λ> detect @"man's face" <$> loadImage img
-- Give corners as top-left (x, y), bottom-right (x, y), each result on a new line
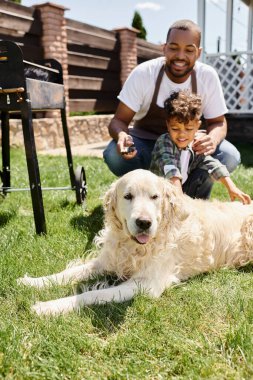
top-left (163, 29), bottom-right (202, 83)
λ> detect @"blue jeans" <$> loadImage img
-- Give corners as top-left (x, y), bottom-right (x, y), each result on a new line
top-left (103, 136), bottom-right (241, 199)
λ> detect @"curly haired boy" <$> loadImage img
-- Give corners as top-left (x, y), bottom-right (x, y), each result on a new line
top-left (150, 91), bottom-right (251, 204)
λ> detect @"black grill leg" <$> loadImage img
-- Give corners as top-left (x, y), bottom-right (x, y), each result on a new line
top-left (20, 96), bottom-right (47, 235)
top-left (1, 111), bottom-right (10, 193)
top-left (61, 103), bottom-right (75, 188)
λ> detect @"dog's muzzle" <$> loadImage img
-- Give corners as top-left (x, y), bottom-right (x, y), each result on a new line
top-left (136, 217), bottom-right (152, 231)
top-left (134, 217), bottom-right (152, 244)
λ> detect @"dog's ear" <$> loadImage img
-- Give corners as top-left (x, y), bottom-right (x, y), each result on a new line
top-left (103, 181), bottom-right (117, 211)
top-left (163, 179), bottom-right (178, 206)
top-left (162, 178), bottom-right (180, 207)
top-left (162, 179), bottom-right (190, 221)
top-left (103, 180), bottom-right (122, 229)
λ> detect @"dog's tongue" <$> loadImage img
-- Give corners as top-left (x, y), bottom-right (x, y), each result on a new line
top-left (135, 234), bottom-right (150, 244)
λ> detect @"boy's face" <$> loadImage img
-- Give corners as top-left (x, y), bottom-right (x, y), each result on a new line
top-left (167, 117), bottom-right (201, 149)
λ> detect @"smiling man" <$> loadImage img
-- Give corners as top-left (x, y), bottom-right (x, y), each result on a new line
top-left (103, 19), bottom-right (241, 199)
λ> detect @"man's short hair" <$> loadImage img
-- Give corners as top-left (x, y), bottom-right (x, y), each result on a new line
top-left (166, 19), bottom-right (201, 47)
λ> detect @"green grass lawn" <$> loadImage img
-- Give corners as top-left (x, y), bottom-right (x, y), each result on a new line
top-left (0, 143), bottom-right (253, 380)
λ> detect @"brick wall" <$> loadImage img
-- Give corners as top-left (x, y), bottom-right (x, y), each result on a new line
top-left (35, 3), bottom-right (69, 115)
top-left (115, 27), bottom-right (139, 85)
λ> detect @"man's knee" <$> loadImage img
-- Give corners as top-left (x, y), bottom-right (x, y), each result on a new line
top-left (213, 140), bottom-right (241, 173)
top-left (222, 148), bottom-right (241, 173)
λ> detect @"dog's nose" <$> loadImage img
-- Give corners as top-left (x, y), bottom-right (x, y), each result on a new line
top-left (136, 218), bottom-right (152, 230)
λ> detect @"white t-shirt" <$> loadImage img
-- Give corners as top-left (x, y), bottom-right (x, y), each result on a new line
top-left (118, 57), bottom-right (228, 121)
top-left (164, 150), bottom-right (191, 184)
top-left (180, 149), bottom-right (191, 184)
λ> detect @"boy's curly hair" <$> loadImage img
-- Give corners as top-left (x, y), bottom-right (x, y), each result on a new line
top-left (164, 91), bottom-right (202, 124)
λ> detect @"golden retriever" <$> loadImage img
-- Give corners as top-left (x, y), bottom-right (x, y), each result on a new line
top-left (18, 169), bottom-right (253, 316)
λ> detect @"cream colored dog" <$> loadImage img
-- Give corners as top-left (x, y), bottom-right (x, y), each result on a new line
top-left (18, 169), bottom-right (253, 316)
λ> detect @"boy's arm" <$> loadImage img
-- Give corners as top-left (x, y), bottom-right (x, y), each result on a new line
top-left (169, 176), bottom-right (183, 193)
top-left (195, 154), bottom-right (251, 204)
top-left (219, 176), bottom-right (251, 204)
top-left (150, 134), bottom-right (182, 180)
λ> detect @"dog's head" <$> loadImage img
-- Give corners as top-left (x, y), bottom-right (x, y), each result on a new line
top-left (103, 169), bottom-right (182, 245)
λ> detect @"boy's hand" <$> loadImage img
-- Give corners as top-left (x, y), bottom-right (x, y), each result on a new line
top-left (219, 176), bottom-right (251, 205)
top-left (169, 176), bottom-right (183, 193)
top-left (228, 186), bottom-right (251, 205)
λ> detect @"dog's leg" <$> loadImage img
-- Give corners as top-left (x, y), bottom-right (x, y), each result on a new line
top-left (32, 279), bottom-right (141, 316)
top-left (17, 258), bottom-right (103, 289)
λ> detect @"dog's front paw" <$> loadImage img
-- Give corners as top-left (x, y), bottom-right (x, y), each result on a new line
top-left (31, 301), bottom-right (60, 316)
top-left (31, 297), bottom-right (78, 316)
top-left (17, 275), bottom-right (45, 289)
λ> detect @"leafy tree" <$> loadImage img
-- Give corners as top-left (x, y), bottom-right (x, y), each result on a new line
top-left (9, 0), bottom-right (22, 3)
top-left (132, 11), bottom-right (147, 40)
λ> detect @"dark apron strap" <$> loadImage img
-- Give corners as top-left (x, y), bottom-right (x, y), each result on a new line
top-left (151, 65), bottom-right (165, 104)
top-left (191, 69), bottom-right (197, 94)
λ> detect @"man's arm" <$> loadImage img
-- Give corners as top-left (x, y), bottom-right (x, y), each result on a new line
top-left (108, 102), bottom-right (137, 159)
top-left (193, 115), bottom-right (227, 156)
top-left (108, 102), bottom-right (134, 139)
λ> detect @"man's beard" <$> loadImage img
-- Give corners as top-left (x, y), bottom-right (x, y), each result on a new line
top-left (165, 62), bottom-right (194, 78)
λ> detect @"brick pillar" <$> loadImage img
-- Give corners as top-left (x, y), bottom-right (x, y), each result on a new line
top-left (114, 27), bottom-right (139, 86)
top-left (35, 2), bottom-right (69, 115)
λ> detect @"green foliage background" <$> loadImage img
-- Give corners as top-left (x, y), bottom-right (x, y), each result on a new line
top-left (132, 11), bottom-right (147, 40)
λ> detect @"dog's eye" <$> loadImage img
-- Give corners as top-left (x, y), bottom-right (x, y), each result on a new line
top-left (124, 193), bottom-right (133, 200)
top-left (151, 194), bottom-right (159, 200)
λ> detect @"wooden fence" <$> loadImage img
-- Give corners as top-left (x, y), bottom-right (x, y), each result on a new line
top-left (0, 1), bottom-right (43, 61)
top-left (66, 18), bottom-right (121, 113)
top-left (137, 38), bottom-right (163, 65)
top-left (0, 0), bottom-right (162, 114)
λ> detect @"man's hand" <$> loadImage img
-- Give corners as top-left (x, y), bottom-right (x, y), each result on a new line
top-left (193, 116), bottom-right (227, 156)
top-left (193, 131), bottom-right (218, 156)
top-left (107, 102), bottom-right (137, 160)
top-left (117, 132), bottom-right (137, 160)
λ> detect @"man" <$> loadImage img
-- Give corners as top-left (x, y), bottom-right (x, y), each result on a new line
top-left (103, 19), bottom-right (241, 199)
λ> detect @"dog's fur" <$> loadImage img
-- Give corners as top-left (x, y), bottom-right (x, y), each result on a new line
top-left (18, 169), bottom-right (253, 315)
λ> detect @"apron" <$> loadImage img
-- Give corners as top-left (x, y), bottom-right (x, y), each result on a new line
top-left (131, 65), bottom-right (197, 140)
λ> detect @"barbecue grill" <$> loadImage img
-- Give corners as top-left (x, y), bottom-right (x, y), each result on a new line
top-left (0, 40), bottom-right (87, 235)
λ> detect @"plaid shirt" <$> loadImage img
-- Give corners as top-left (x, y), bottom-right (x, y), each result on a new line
top-left (150, 133), bottom-right (230, 181)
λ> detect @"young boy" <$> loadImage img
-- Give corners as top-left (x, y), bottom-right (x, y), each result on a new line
top-left (150, 91), bottom-right (251, 204)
